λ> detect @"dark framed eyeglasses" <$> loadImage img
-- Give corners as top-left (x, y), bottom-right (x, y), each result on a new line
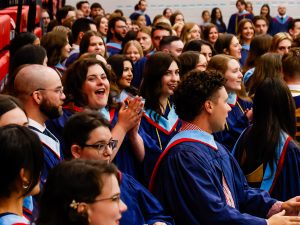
top-left (83, 139), bottom-right (118, 152)
top-left (93, 194), bottom-right (121, 204)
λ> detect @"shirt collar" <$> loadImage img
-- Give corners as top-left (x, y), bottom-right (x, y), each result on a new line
top-left (28, 118), bottom-right (46, 132)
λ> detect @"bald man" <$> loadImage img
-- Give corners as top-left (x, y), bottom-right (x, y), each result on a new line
top-left (270, 5), bottom-right (293, 35)
top-left (14, 64), bottom-right (65, 189)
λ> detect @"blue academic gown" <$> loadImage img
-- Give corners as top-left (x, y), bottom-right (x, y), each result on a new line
top-left (150, 129), bottom-right (277, 225)
top-left (106, 42), bottom-right (122, 57)
top-left (214, 93), bottom-right (252, 151)
top-left (120, 172), bottom-right (174, 225)
top-left (0, 213), bottom-right (29, 225)
top-left (228, 10), bottom-right (254, 34)
top-left (233, 127), bottom-right (300, 201)
top-left (269, 15), bottom-right (293, 36)
top-left (240, 43), bottom-right (250, 67)
top-left (140, 104), bottom-right (182, 186)
top-left (47, 105), bottom-right (141, 179)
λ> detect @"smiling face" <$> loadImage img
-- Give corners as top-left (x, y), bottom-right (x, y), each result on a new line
top-left (125, 44), bottom-right (141, 62)
top-left (87, 174), bottom-right (127, 225)
top-left (241, 21), bottom-right (254, 41)
top-left (227, 36), bottom-right (242, 59)
top-left (80, 126), bottom-right (113, 162)
top-left (88, 36), bottom-right (106, 57)
top-left (224, 59), bottom-right (243, 92)
top-left (118, 61), bottom-right (133, 89)
top-left (208, 27), bottom-right (219, 44)
top-left (208, 86), bottom-right (231, 133)
top-left (160, 61), bottom-right (180, 98)
top-left (260, 6), bottom-right (269, 16)
top-left (82, 64), bottom-right (110, 110)
top-left (188, 25), bottom-right (201, 41)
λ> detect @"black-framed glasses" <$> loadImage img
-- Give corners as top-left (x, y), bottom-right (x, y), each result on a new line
top-left (83, 139), bottom-right (118, 152)
top-left (93, 194), bottom-right (121, 204)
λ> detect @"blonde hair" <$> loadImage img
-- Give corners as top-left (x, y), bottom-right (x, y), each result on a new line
top-left (180, 22), bottom-right (200, 44)
top-left (270, 32), bottom-right (292, 52)
top-left (122, 40), bottom-right (144, 58)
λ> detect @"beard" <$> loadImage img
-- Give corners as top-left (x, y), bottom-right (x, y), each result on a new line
top-left (115, 32), bottom-right (125, 42)
top-left (40, 98), bottom-right (62, 119)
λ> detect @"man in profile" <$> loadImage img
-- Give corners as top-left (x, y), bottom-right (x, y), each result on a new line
top-left (150, 70), bottom-right (300, 225)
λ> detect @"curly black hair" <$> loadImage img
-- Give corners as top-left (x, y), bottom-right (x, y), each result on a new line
top-left (173, 70), bottom-right (226, 121)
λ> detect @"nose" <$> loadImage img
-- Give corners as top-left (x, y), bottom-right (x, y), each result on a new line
top-left (119, 199), bottom-right (128, 213)
top-left (61, 92), bottom-right (66, 100)
top-left (226, 103), bottom-right (232, 113)
top-left (104, 145), bottom-right (113, 157)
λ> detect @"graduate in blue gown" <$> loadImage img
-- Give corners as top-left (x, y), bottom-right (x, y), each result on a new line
top-left (63, 112), bottom-right (174, 225)
top-left (47, 57), bottom-right (145, 179)
top-left (233, 78), bottom-right (300, 201)
top-left (207, 54), bottom-right (252, 151)
top-left (150, 70), bottom-right (300, 225)
top-left (0, 126), bottom-right (43, 225)
top-left (227, 0), bottom-right (254, 34)
top-left (139, 52), bottom-right (181, 186)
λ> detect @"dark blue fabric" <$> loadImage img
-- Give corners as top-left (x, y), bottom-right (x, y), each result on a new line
top-left (214, 97), bottom-right (252, 151)
top-left (120, 173), bottom-right (174, 225)
top-left (139, 104), bottom-right (181, 186)
top-left (47, 108), bottom-right (141, 179)
top-left (152, 139), bottom-right (276, 225)
top-left (269, 16), bottom-right (293, 36)
top-left (234, 128), bottom-right (300, 201)
top-left (227, 13), bottom-right (254, 34)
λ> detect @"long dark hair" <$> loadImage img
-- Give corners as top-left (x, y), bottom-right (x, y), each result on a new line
top-left (139, 52), bottom-right (179, 116)
top-left (237, 78), bottom-right (296, 172)
top-left (0, 125), bottom-right (43, 198)
top-left (107, 54), bottom-right (138, 95)
top-left (211, 7), bottom-right (226, 30)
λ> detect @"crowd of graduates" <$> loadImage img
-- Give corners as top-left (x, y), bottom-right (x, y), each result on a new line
top-left (1, 0), bottom-right (300, 224)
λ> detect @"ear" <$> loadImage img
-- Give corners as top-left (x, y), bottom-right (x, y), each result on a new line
top-left (223, 48), bottom-right (229, 55)
top-left (110, 27), bottom-right (115, 34)
top-left (77, 202), bottom-right (88, 214)
top-left (78, 31), bottom-right (85, 41)
top-left (31, 91), bottom-right (43, 105)
top-left (204, 99), bottom-right (214, 114)
top-left (19, 168), bottom-right (30, 187)
top-left (71, 144), bottom-right (83, 159)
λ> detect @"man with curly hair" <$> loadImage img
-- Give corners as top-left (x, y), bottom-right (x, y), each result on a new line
top-left (149, 70), bottom-right (300, 225)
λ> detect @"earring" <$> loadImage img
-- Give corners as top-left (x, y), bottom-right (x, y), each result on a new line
top-left (22, 183), bottom-right (29, 189)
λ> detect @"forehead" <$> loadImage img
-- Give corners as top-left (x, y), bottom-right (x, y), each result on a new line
top-left (90, 35), bottom-right (102, 42)
top-left (153, 29), bottom-right (170, 36)
top-left (123, 60), bottom-right (132, 66)
top-left (255, 19), bottom-right (267, 25)
top-left (201, 44), bottom-right (212, 52)
top-left (138, 31), bottom-right (150, 38)
top-left (278, 39), bottom-right (292, 46)
top-left (87, 64), bottom-right (105, 75)
top-left (170, 40), bottom-right (184, 48)
top-left (115, 20), bottom-right (126, 26)
top-left (227, 59), bottom-right (240, 68)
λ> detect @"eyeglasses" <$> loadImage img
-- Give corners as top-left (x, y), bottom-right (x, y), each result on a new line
top-left (32, 87), bottom-right (64, 96)
top-left (93, 194), bottom-right (121, 204)
top-left (116, 25), bottom-right (128, 30)
top-left (83, 139), bottom-right (118, 153)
